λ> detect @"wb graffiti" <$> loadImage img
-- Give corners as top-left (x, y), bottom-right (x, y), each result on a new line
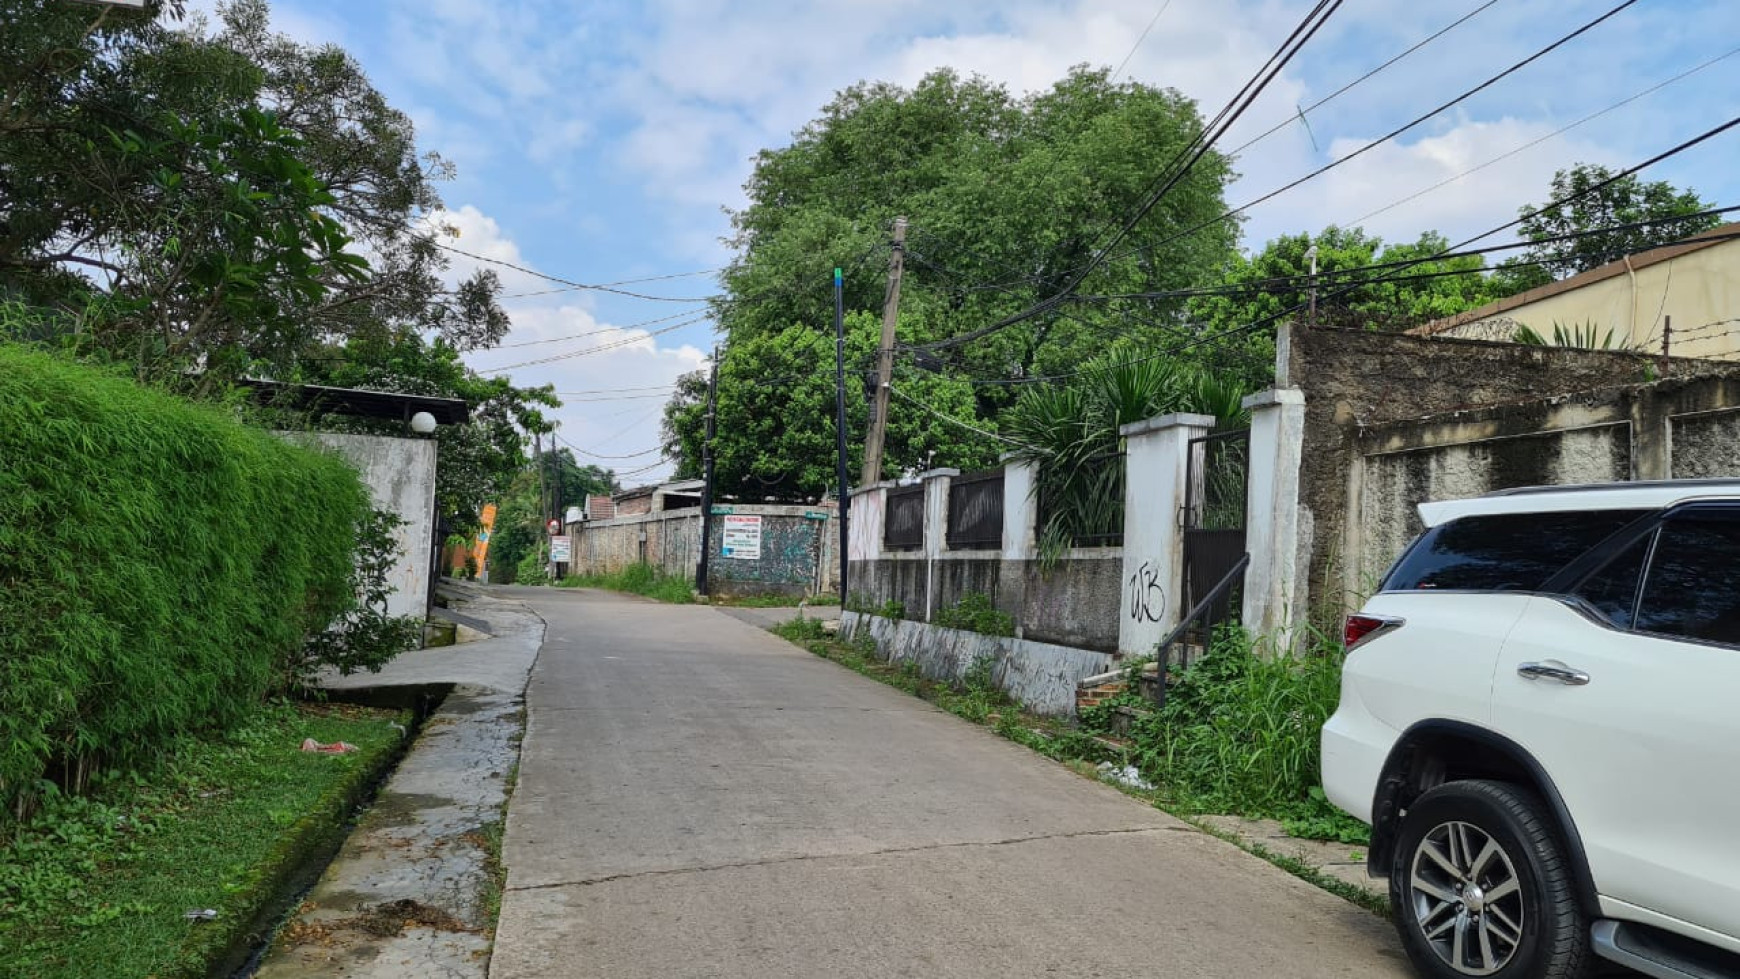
top-left (1127, 561), bottom-right (1165, 622)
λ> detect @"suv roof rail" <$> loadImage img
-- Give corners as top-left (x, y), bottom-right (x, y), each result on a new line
top-left (1484, 478), bottom-right (1740, 498)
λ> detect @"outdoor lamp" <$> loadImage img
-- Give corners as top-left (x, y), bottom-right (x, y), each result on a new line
top-left (410, 411), bottom-right (438, 434)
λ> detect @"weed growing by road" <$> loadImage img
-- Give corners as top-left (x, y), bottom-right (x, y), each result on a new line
top-left (559, 563), bottom-right (695, 603)
top-left (932, 592), bottom-right (1016, 637)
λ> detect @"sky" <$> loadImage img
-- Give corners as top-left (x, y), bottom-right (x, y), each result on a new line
top-left (206, 0), bottom-right (1740, 485)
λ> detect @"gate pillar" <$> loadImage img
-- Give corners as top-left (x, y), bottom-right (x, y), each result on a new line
top-left (1118, 412), bottom-right (1215, 659)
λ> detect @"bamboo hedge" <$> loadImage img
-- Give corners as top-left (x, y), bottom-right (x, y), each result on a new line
top-left (0, 343), bottom-right (370, 818)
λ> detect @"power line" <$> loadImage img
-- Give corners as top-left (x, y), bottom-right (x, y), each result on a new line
top-left (491, 308), bottom-right (705, 349)
top-left (499, 266), bottom-right (725, 300)
top-left (1109, 0), bottom-right (1177, 82)
top-left (925, 115), bottom-right (1740, 388)
top-left (553, 433), bottom-right (666, 460)
top-left (475, 314), bottom-right (712, 373)
top-left (1350, 41), bottom-right (1740, 227)
top-left (923, 0), bottom-right (1345, 351)
top-left (888, 385), bottom-right (1038, 451)
top-left (417, 232), bottom-right (720, 303)
top-left (1223, 0), bottom-right (1502, 158)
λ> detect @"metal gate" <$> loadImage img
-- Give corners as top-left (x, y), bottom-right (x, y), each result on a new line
top-left (1181, 428), bottom-right (1249, 625)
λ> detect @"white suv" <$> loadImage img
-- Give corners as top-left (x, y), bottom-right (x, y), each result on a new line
top-left (1322, 481), bottom-right (1740, 979)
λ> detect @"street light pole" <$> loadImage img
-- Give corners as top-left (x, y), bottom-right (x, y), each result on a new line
top-left (832, 266), bottom-right (849, 604)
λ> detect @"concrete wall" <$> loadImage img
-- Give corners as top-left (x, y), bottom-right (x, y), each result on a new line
top-left (1284, 326), bottom-right (1730, 619)
top-left (293, 432), bottom-right (437, 620)
top-left (571, 503), bottom-right (836, 598)
top-left (1427, 231), bottom-right (1740, 358)
top-left (839, 611), bottom-right (1116, 716)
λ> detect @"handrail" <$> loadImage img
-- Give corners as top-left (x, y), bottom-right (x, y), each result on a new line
top-left (1152, 551), bottom-right (1250, 706)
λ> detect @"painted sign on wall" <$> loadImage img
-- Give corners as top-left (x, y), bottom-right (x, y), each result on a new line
top-left (549, 535), bottom-right (572, 562)
top-left (721, 514), bottom-right (763, 560)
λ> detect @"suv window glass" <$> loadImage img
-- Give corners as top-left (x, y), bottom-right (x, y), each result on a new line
top-left (1572, 535), bottom-right (1652, 628)
top-left (1384, 510), bottom-right (1647, 593)
top-left (1635, 510), bottom-right (1740, 646)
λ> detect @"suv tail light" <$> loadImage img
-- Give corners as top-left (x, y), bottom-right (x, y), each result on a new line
top-left (1344, 614), bottom-right (1403, 650)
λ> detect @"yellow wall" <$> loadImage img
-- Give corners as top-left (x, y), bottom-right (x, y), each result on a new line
top-left (1441, 239), bottom-right (1740, 358)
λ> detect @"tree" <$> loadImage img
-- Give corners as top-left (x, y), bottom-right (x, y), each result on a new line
top-left (1185, 227), bottom-right (1502, 386)
top-left (0, 0), bottom-right (508, 385)
top-left (1507, 163), bottom-right (1718, 285)
top-left (672, 66), bottom-right (1241, 484)
top-left (664, 314), bottom-right (999, 500)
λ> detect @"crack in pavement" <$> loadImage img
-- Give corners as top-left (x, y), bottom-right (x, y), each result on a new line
top-left (505, 825), bottom-right (1186, 893)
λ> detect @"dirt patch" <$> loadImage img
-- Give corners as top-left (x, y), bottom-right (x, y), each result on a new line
top-left (351, 899), bottom-right (477, 937)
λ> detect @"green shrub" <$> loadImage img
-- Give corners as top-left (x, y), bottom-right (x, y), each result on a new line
top-left (1110, 628), bottom-right (1354, 826)
top-left (560, 563), bottom-right (694, 603)
top-left (932, 592), bottom-right (1016, 637)
top-left (0, 343), bottom-right (371, 821)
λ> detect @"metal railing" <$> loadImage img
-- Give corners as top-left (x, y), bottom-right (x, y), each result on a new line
top-left (883, 484), bottom-right (924, 551)
top-left (946, 468), bottom-right (1004, 550)
top-left (1151, 552), bottom-right (1250, 707)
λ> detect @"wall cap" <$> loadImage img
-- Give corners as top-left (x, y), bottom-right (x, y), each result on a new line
top-left (918, 467), bottom-right (961, 480)
top-left (1242, 388), bottom-right (1306, 409)
top-left (1119, 412), bottom-right (1216, 438)
top-left (849, 481), bottom-right (899, 495)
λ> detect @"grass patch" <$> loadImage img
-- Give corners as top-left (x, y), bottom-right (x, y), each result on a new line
top-left (558, 563), bottom-right (694, 603)
top-left (709, 592), bottom-right (839, 608)
top-left (0, 700), bottom-right (407, 979)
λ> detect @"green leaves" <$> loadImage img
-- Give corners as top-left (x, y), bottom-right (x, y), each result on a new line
top-left (1515, 162), bottom-right (1719, 279)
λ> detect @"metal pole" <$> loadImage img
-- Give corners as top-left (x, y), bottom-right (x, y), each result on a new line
top-left (696, 345), bottom-right (720, 595)
top-left (833, 266), bottom-right (850, 604)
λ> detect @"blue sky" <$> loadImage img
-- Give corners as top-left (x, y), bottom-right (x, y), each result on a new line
top-left (210, 0), bottom-right (1740, 483)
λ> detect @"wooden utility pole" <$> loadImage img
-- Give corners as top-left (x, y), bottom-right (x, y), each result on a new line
top-left (861, 217), bottom-right (907, 488)
top-left (695, 345), bottom-right (720, 596)
top-left (1660, 315), bottom-right (1673, 376)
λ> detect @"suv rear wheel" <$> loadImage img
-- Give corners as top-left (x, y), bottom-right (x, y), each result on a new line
top-left (1390, 780), bottom-right (1593, 979)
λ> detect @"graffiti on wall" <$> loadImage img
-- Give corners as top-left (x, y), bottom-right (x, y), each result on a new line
top-left (1127, 560), bottom-right (1165, 622)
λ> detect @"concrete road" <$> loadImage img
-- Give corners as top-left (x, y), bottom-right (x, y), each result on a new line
top-left (489, 586), bottom-right (1411, 979)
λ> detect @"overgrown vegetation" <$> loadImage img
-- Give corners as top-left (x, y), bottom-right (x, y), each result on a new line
top-left (931, 592), bottom-right (1015, 637)
top-left (1078, 630), bottom-right (1368, 844)
top-left (0, 701), bottom-right (406, 978)
top-left (0, 343), bottom-right (415, 823)
top-left (559, 563), bottom-right (695, 604)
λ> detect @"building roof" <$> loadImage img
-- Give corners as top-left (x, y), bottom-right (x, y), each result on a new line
top-left (238, 378), bottom-right (470, 425)
top-left (1409, 222), bottom-right (1740, 338)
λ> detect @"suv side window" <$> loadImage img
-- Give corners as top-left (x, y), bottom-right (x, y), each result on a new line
top-left (1384, 510), bottom-right (1648, 593)
top-left (1571, 535), bottom-right (1652, 628)
top-left (1634, 508), bottom-right (1740, 647)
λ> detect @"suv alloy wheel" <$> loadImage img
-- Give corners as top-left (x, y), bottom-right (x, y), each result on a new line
top-left (1391, 780), bottom-right (1593, 979)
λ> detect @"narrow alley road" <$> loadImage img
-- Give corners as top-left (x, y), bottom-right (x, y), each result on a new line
top-left (488, 587), bottom-right (1410, 979)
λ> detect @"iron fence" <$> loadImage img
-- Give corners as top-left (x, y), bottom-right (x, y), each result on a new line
top-left (883, 484), bottom-right (924, 551)
top-left (946, 468), bottom-right (1005, 550)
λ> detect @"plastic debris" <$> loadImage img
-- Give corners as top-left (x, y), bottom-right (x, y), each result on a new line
top-left (1096, 762), bottom-right (1155, 791)
top-left (299, 738), bottom-right (358, 754)
top-left (183, 908), bottom-right (219, 922)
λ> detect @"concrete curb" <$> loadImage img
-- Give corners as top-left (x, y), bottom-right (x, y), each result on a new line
top-left (254, 590), bottom-right (545, 978)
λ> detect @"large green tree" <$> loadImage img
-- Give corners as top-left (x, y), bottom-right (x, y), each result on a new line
top-left (0, 0), bottom-right (508, 383)
top-left (1495, 162), bottom-right (1719, 292)
top-left (673, 66), bottom-right (1241, 490)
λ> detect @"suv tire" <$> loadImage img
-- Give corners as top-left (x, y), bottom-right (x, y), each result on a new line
top-left (1389, 779), bottom-right (1593, 979)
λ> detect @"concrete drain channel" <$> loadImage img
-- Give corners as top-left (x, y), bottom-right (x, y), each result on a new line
top-left (230, 680), bottom-right (526, 979)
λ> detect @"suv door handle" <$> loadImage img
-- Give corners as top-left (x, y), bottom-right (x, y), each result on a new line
top-left (1518, 660), bottom-right (1591, 686)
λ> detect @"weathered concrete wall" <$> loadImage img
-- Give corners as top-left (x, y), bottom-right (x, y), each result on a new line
top-left (1673, 407), bottom-right (1740, 477)
top-left (1356, 425), bottom-right (1631, 589)
top-left (839, 611), bottom-right (1116, 716)
top-left (1290, 327), bottom-right (1728, 617)
top-left (849, 551), bottom-right (1121, 653)
top-left (574, 504), bottom-right (835, 597)
top-left (293, 432), bottom-right (437, 620)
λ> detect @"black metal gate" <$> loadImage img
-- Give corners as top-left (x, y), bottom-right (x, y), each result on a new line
top-left (1181, 429), bottom-right (1250, 625)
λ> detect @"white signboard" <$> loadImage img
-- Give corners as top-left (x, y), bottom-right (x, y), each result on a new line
top-left (720, 514), bottom-right (762, 560)
top-left (549, 535), bottom-right (572, 562)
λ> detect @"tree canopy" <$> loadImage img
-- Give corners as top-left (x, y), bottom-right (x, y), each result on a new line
top-left (672, 67), bottom-right (1243, 494)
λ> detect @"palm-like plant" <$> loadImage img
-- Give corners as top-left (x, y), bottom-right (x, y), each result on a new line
top-left (1512, 320), bottom-right (1643, 351)
top-left (1004, 357), bottom-right (1252, 553)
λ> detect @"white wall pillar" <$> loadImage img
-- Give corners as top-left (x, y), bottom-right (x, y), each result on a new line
top-left (848, 483), bottom-right (890, 562)
top-left (1118, 413), bottom-right (1215, 659)
top-left (1241, 388), bottom-right (1308, 654)
top-left (1000, 455), bottom-right (1038, 561)
top-left (919, 468), bottom-right (958, 621)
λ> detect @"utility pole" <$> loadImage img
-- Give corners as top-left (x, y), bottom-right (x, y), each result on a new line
top-left (695, 345), bottom-right (720, 596)
top-left (552, 428), bottom-right (566, 578)
top-left (1304, 243), bottom-right (1319, 329)
top-left (1660, 315), bottom-right (1672, 376)
top-left (861, 217), bottom-right (907, 487)
top-left (833, 266), bottom-right (850, 604)
top-left (533, 429), bottom-right (549, 576)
